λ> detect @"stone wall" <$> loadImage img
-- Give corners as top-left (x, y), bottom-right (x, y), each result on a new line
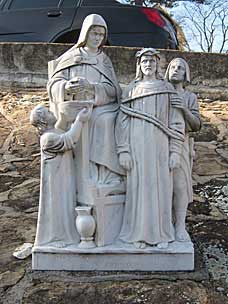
top-left (0, 43), bottom-right (227, 100)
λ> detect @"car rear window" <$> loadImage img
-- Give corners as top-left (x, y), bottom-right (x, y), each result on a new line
top-left (9, 0), bottom-right (61, 10)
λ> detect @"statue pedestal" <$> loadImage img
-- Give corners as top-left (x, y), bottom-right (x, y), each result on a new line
top-left (32, 241), bottom-right (194, 271)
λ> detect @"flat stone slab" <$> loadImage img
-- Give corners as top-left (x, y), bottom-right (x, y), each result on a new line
top-left (32, 241), bottom-right (194, 271)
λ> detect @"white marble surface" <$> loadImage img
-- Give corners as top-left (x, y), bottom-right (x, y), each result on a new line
top-left (32, 241), bottom-right (194, 271)
top-left (31, 18), bottom-right (200, 271)
top-left (13, 243), bottom-right (33, 259)
top-left (116, 48), bottom-right (185, 249)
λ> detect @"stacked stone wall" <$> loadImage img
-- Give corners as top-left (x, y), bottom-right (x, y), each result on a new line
top-left (0, 43), bottom-right (227, 100)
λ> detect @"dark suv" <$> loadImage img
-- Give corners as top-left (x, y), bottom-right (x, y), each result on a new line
top-left (0, 0), bottom-right (179, 49)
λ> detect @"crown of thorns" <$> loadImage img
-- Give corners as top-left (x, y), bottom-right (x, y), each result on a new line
top-left (135, 48), bottom-right (160, 59)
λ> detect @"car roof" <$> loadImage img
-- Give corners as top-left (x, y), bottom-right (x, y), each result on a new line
top-left (82, 0), bottom-right (125, 6)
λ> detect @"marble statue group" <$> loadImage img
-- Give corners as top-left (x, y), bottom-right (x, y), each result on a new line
top-left (31, 14), bottom-right (201, 271)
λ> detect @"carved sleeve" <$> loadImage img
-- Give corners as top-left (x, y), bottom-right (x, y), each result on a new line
top-left (94, 54), bottom-right (120, 106)
top-left (186, 92), bottom-right (201, 132)
top-left (115, 102), bottom-right (130, 155)
top-left (41, 133), bottom-right (66, 160)
top-left (47, 69), bottom-right (70, 118)
top-left (48, 69), bottom-right (73, 99)
top-left (41, 119), bottom-right (83, 160)
top-left (63, 118), bottom-right (83, 149)
top-left (94, 75), bottom-right (117, 106)
top-left (169, 94), bottom-right (185, 155)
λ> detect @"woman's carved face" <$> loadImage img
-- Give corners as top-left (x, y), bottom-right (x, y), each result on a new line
top-left (169, 60), bottom-right (186, 83)
top-left (86, 26), bottom-right (106, 50)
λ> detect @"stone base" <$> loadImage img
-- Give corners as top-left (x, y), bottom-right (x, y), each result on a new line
top-left (32, 241), bottom-right (194, 271)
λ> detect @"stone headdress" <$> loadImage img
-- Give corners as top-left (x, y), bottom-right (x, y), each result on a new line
top-left (76, 14), bottom-right (108, 48)
top-left (57, 14), bottom-right (108, 62)
top-left (165, 57), bottom-right (190, 83)
top-left (135, 48), bottom-right (163, 81)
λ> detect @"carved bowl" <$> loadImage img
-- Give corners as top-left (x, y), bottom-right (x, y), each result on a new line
top-left (58, 101), bottom-right (93, 122)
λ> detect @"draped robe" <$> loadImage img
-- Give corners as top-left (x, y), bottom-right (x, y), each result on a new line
top-left (34, 129), bottom-right (79, 247)
top-left (116, 79), bottom-right (185, 245)
top-left (47, 47), bottom-right (124, 183)
top-left (173, 90), bottom-right (201, 205)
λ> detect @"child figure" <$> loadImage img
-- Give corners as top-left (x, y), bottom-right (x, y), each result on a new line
top-left (30, 105), bottom-right (91, 248)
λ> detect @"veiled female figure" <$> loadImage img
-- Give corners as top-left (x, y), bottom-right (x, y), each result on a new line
top-left (47, 14), bottom-right (124, 187)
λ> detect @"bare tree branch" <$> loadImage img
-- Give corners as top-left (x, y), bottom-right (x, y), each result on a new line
top-left (177, 0), bottom-right (228, 52)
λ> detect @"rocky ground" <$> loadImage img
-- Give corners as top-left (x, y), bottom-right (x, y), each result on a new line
top-left (0, 90), bottom-right (228, 304)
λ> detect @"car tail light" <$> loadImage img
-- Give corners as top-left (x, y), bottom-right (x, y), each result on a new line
top-left (141, 8), bottom-right (166, 28)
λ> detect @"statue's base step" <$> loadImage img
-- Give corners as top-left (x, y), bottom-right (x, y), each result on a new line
top-left (32, 241), bottom-right (194, 271)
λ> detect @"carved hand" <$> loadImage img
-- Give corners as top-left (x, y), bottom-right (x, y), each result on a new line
top-left (169, 152), bottom-right (181, 170)
top-left (65, 77), bottom-right (95, 94)
top-left (65, 80), bottom-right (77, 93)
top-left (119, 152), bottom-right (132, 171)
top-left (171, 94), bottom-right (184, 109)
top-left (77, 106), bottom-right (93, 123)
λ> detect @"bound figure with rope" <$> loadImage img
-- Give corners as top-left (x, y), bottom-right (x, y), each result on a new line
top-left (116, 48), bottom-right (185, 250)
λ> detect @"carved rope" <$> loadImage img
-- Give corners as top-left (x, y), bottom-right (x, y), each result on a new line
top-left (121, 90), bottom-right (176, 104)
top-left (120, 104), bottom-right (185, 142)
